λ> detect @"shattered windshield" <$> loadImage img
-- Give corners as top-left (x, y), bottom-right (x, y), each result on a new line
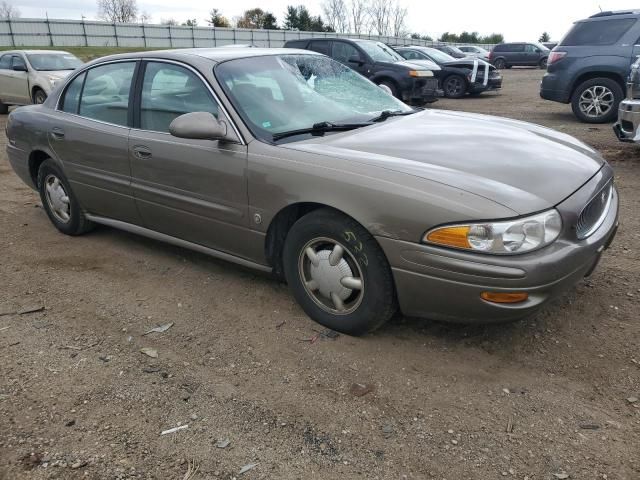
top-left (216, 54), bottom-right (412, 142)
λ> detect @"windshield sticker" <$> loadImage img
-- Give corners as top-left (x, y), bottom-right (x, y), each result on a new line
top-left (262, 121), bottom-right (272, 128)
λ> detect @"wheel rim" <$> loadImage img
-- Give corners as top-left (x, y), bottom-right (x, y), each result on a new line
top-left (445, 77), bottom-right (463, 96)
top-left (34, 92), bottom-right (46, 104)
top-left (44, 174), bottom-right (71, 223)
top-left (579, 86), bottom-right (614, 118)
top-left (298, 237), bottom-right (364, 315)
top-left (495, 60), bottom-right (504, 69)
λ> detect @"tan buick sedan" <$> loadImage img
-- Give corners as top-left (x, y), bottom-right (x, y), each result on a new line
top-left (6, 48), bottom-right (618, 335)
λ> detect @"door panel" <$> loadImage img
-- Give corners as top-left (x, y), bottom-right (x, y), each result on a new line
top-left (49, 61), bottom-right (139, 223)
top-left (129, 61), bottom-right (250, 257)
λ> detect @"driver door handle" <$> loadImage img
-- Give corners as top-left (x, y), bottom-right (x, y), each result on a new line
top-left (132, 145), bottom-right (152, 159)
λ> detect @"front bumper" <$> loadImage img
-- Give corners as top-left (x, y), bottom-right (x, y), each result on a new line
top-left (469, 76), bottom-right (502, 93)
top-left (402, 77), bottom-right (442, 104)
top-left (614, 98), bottom-right (640, 142)
top-left (377, 170), bottom-right (619, 324)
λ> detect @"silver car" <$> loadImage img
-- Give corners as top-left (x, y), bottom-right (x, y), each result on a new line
top-left (614, 58), bottom-right (640, 142)
top-left (0, 50), bottom-right (83, 113)
top-left (6, 48), bottom-right (619, 335)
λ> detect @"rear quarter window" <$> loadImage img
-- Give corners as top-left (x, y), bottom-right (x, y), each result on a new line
top-left (561, 18), bottom-right (636, 46)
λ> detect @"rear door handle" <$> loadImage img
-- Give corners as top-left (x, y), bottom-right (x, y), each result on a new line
top-left (132, 145), bottom-right (152, 159)
top-left (50, 127), bottom-right (65, 140)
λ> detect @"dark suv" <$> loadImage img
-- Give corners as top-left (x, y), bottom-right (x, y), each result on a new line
top-left (490, 43), bottom-right (550, 69)
top-left (283, 38), bottom-right (441, 105)
top-left (541, 10), bottom-right (640, 123)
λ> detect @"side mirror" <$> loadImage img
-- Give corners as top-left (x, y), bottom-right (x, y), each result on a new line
top-left (169, 112), bottom-right (227, 141)
top-left (348, 55), bottom-right (363, 65)
top-left (12, 64), bottom-right (27, 72)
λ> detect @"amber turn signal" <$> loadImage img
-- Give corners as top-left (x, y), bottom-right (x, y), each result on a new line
top-left (425, 226), bottom-right (471, 249)
top-left (480, 292), bottom-right (529, 304)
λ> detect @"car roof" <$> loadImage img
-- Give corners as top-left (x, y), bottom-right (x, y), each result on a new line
top-left (86, 47), bottom-right (321, 65)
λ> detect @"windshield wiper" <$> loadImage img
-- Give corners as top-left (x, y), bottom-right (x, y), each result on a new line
top-left (272, 121), bottom-right (372, 141)
top-left (369, 109), bottom-right (418, 123)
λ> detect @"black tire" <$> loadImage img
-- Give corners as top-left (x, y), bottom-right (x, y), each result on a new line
top-left (0, 101), bottom-right (8, 114)
top-left (443, 75), bottom-right (467, 99)
top-left (282, 209), bottom-right (397, 336)
top-left (33, 89), bottom-right (47, 104)
top-left (376, 79), bottom-right (399, 99)
top-left (539, 57), bottom-right (548, 69)
top-left (493, 58), bottom-right (506, 69)
top-left (571, 77), bottom-right (623, 124)
top-left (37, 159), bottom-right (93, 236)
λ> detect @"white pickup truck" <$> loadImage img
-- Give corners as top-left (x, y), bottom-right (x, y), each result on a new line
top-left (0, 50), bottom-right (83, 113)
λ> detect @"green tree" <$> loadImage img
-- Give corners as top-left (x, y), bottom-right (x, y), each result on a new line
top-left (183, 18), bottom-right (197, 26)
top-left (539, 31), bottom-right (551, 42)
top-left (206, 8), bottom-right (230, 27)
top-left (284, 5), bottom-right (331, 31)
top-left (236, 8), bottom-right (279, 29)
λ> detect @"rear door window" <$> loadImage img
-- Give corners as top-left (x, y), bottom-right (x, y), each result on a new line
top-left (308, 41), bottom-right (330, 55)
top-left (78, 61), bottom-right (136, 126)
top-left (0, 54), bottom-right (11, 69)
top-left (60, 72), bottom-right (86, 114)
top-left (561, 18), bottom-right (636, 46)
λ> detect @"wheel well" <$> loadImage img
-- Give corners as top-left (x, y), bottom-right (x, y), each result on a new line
top-left (374, 76), bottom-right (399, 91)
top-left (28, 150), bottom-right (49, 186)
top-left (570, 72), bottom-right (625, 99)
top-left (264, 202), bottom-right (345, 280)
top-left (31, 86), bottom-right (45, 101)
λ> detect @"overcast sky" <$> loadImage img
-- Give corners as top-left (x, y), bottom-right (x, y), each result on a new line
top-left (11, 0), bottom-right (640, 41)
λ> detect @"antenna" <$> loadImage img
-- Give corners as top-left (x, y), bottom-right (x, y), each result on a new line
top-left (599, 5), bottom-right (603, 12)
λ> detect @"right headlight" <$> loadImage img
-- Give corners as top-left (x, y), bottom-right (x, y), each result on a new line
top-left (424, 209), bottom-right (562, 255)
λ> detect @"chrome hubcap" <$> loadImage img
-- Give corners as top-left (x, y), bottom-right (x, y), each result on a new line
top-left (44, 174), bottom-right (71, 223)
top-left (579, 86), bottom-right (614, 118)
top-left (298, 237), bottom-right (364, 315)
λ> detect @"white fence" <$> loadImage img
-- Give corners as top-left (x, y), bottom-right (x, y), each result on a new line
top-left (0, 18), bottom-right (494, 49)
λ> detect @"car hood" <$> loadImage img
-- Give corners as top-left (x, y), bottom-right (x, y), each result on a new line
top-left (38, 70), bottom-right (73, 79)
top-left (283, 110), bottom-right (604, 215)
top-left (379, 59), bottom-right (439, 72)
top-left (443, 58), bottom-right (495, 71)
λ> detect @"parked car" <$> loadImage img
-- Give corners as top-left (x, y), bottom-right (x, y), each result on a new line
top-left (0, 50), bottom-right (83, 113)
top-left (432, 45), bottom-right (468, 59)
top-left (541, 10), bottom-right (640, 124)
top-left (6, 48), bottom-right (618, 335)
top-left (489, 42), bottom-right (549, 69)
top-left (614, 57), bottom-right (640, 141)
top-left (396, 46), bottom-right (502, 98)
top-left (283, 38), bottom-right (441, 104)
top-left (458, 45), bottom-right (491, 61)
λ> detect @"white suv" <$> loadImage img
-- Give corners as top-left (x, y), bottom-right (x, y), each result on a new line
top-left (0, 50), bottom-right (83, 113)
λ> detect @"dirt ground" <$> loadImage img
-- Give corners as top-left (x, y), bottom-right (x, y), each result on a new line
top-left (1, 68), bottom-right (639, 480)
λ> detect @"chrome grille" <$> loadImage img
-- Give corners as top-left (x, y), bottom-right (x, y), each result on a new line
top-left (576, 181), bottom-right (613, 239)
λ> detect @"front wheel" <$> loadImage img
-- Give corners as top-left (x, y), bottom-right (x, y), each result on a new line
top-left (282, 209), bottom-right (397, 336)
top-left (376, 79), bottom-right (399, 99)
top-left (539, 57), bottom-right (548, 69)
top-left (571, 78), bottom-right (623, 124)
top-left (33, 89), bottom-right (47, 104)
top-left (443, 75), bottom-right (467, 99)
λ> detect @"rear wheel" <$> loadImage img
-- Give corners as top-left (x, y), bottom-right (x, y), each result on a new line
top-left (37, 159), bottom-right (93, 235)
top-left (443, 75), bottom-right (467, 99)
top-left (33, 88), bottom-right (47, 104)
top-left (493, 58), bottom-right (506, 69)
top-left (571, 78), bottom-right (622, 124)
top-left (282, 209), bottom-right (397, 336)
